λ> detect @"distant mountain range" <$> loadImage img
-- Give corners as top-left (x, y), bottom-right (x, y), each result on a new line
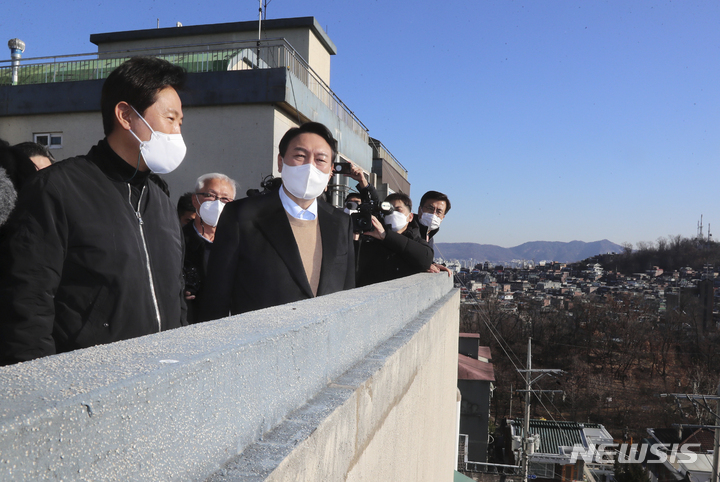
top-left (434, 240), bottom-right (624, 264)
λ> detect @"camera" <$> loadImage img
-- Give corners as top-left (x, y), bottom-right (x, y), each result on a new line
top-left (347, 197), bottom-right (395, 233)
top-left (333, 162), bottom-right (352, 175)
top-left (247, 174), bottom-right (283, 197)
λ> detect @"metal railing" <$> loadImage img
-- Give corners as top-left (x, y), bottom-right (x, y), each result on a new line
top-left (458, 434), bottom-right (520, 475)
top-left (369, 137), bottom-right (408, 178)
top-left (0, 38), bottom-right (368, 141)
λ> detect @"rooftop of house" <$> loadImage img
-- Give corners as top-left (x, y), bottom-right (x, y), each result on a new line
top-left (509, 419), bottom-right (612, 455)
top-left (90, 16), bottom-right (337, 55)
top-left (458, 353), bottom-right (495, 382)
top-left (477, 346), bottom-right (492, 361)
top-left (648, 427), bottom-right (716, 452)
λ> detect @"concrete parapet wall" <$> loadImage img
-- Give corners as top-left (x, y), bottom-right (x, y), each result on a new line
top-left (211, 285), bottom-right (460, 481)
top-left (0, 273), bottom-right (456, 481)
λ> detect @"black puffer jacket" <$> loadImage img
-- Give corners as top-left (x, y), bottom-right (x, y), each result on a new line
top-left (0, 140), bottom-right (186, 364)
top-left (355, 223), bottom-right (433, 287)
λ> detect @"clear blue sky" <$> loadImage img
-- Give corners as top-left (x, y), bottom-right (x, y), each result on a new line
top-left (3, 1), bottom-right (718, 248)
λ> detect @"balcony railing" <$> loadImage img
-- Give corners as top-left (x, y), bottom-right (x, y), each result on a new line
top-left (370, 137), bottom-right (408, 178)
top-left (0, 38), bottom-right (368, 141)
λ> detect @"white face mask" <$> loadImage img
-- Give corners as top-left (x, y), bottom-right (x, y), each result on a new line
top-left (419, 212), bottom-right (442, 231)
top-left (385, 211), bottom-right (409, 232)
top-left (343, 207), bottom-right (358, 215)
top-left (280, 161), bottom-right (329, 200)
top-left (129, 106), bottom-right (187, 174)
top-left (198, 199), bottom-right (225, 227)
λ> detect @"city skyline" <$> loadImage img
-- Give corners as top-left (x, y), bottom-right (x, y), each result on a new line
top-left (2, 0), bottom-right (718, 248)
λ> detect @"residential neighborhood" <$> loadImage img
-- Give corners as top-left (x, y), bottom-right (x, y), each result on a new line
top-left (450, 254), bottom-right (720, 482)
top-left (447, 258), bottom-right (717, 326)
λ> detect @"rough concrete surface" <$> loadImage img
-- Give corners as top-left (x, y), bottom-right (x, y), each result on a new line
top-left (0, 273), bottom-right (453, 481)
top-left (210, 288), bottom-right (460, 481)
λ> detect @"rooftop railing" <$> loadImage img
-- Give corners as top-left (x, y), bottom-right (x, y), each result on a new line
top-left (0, 38), bottom-right (368, 141)
top-left (370, 137), bottom-right (408, 178)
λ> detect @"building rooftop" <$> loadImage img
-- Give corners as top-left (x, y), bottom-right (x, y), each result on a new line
top-left (90, 16), bottom-right (337, 55)
top-left (510, 419), bottom-right (609, 455)
top-left (648, 427), bottom-right (716, 452)
top-left (458, 353), bottom-right (495, 381)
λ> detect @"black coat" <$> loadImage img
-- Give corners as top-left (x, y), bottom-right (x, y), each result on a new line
top-left (200, 189), bottom-right (355, 319)
top-left (0, 140), bottom-right (187, 364)
top-left (182, 221), bottom-right (211, 324)
top-left (355, 224), bottom-right (434, 287)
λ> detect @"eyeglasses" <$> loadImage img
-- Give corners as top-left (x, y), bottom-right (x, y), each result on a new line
top-left (196, 192), bottom-right (233, 204)
top-left (421, 205), bottom-right (445, 217)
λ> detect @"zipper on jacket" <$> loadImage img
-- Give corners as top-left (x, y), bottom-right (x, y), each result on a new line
top-left (127, 184), bottom-right (162, 332)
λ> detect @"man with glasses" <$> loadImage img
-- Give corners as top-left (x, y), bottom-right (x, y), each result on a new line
top-left (183, 173), bottom-right (237, 323)
top-left (414, 190), bottom-right (452, 275)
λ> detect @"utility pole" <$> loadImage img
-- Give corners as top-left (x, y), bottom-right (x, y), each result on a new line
top-left (661, 382), bottom-right (720, 482)
top-left (517, 338), bottom-right (563, 481)
top-left (509, 384), bottom-right (513, 418)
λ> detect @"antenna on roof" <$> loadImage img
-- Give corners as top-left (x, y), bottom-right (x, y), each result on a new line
top-left (698, 215), bottom-right (704, 241)
top-left (258, 0), bottom-right (262, 41)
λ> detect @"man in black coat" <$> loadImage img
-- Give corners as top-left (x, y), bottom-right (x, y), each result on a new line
top-left (201, 122), bottom-right (355, 319)
top-left (414, 190), bottom-right (453, 276)
top-left (355, 192), bottom-right (434, 287)
top-left (0, 57), bottom-right (188, 364)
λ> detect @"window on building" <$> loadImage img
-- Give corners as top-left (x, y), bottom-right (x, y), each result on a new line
top-left (34, 133), bottom-right (63, 149)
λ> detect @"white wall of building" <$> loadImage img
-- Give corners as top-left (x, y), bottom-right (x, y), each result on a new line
top-left (165, 103), bottom-right (276, 199)
top-left (0, 112), bottom-right (103, 162)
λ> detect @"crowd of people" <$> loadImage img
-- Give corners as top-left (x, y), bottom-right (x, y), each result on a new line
top-left (0, 56), bottom-right (451, 365)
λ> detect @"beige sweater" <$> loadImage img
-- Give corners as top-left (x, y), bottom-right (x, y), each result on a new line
top-left (285, 212), bottom-right (323, 296)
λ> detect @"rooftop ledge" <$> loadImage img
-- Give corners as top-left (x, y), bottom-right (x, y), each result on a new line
top-left (0, 38), bottom-right (368, 138)
top-left (0, 273), bottom-right (459, 481)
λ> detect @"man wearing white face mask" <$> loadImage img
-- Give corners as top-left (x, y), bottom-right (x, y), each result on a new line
top-left (182, 173), bottom-right (237, 323)
top-left (0, 57), bottom-right (188, 364)
top-left (413, 190), bottom-right (452, 276)
top-left (201, 122), bottom-right (355, 319)
top-left (355, 193), bottom-right (433, 287)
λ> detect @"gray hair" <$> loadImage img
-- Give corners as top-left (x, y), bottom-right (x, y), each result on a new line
top-left (194, 173), bottom-right (238, 199)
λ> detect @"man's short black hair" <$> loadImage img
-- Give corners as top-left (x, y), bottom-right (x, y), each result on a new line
top-left (0, 141), bottom-right (37, 191)
top-left (344, 192), bottom-right (361, 205)
top-left (101, 56), bottom-right (186, 136)
top-left (177, 191), bottom-right (194, 216)
top-left (385, 192), bottom-right (412, 212)
top-left (13, 142), bottom-right (55, 164)
top-left (278, 122), bottom-right (337, 162)
top-left (419, 190), bottom-right (451, 214)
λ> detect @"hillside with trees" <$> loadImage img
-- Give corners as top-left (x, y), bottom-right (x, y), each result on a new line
top-left (459, 235), bottom-right (720, 444)
top-left (462, 295), bottom-right (719, 442)
top-left (584, 235), bottom-right (720, 275)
